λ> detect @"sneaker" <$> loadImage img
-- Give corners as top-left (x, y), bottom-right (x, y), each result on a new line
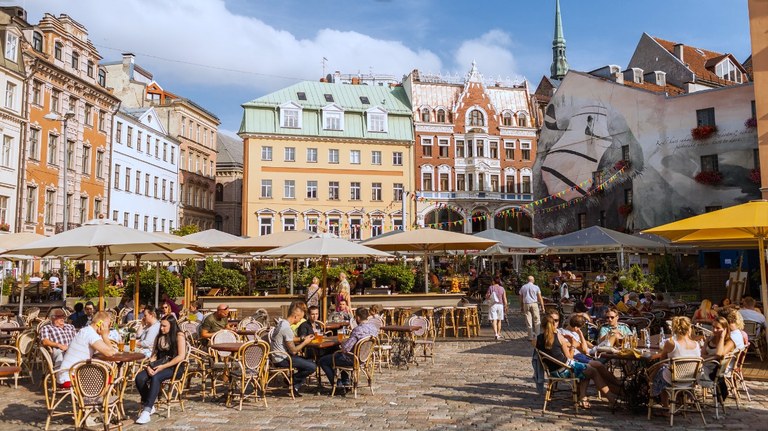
top-left (136, 411), bottom-right (151, 425)
top-left (292, 385), bottom-right (303, 397)
top-left (150, 406), bottom-right (157, 415)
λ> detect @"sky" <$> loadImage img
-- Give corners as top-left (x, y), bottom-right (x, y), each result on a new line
top-left (15, 0), bottom-right (752, 134)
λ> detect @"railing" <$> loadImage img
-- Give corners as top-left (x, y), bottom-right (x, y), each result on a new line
top-left (417, 191), bottom-right (532, 201)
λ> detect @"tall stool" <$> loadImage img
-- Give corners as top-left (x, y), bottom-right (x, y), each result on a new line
top-left (382, 307), bottom-right (396, 326)
top-left (396, 307), bottom-right (413, 326)
top-left (465, 305), bottom-right (480, 337)
top-left (438, 307), bottom-right (456, 338)
top-left (420, 307), bottom-right (436, 338)
top-left (455, 306), bottom-right (471, 338)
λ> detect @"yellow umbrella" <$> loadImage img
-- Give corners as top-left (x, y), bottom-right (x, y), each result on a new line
top-left (643, 200), bottom-right (768, 342)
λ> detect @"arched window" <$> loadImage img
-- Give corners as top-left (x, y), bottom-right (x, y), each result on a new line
top-left (469, 110), bottom-right (485, 127)
top-left (518, 113), bottom-right (527, 127)
top-left (437, 109), bottom-right (446, 123)
top-left (420, 108), bottom-right (430, 122)
top-left (215, 183), bottom-right (224, 202)
top-left (502, 112), bottom-right (513, 126)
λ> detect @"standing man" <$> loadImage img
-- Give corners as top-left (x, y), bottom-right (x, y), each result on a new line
top-left (519, 276), bottom-right (545, 341)
top-left (40, 308), bottom-right (77, 368)
top-left (486, 276), bottom-right (507, 340)
top-left (270, 302), bottom-right (316, 396)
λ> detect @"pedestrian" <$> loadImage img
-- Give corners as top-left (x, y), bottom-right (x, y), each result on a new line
top-left (486, 276), bottom-right (507, 340)
top-left (519, 275), bottom-right (545, 341)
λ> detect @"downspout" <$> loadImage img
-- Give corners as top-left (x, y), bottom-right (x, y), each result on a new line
top-left (16, 58), bottom-right (38, 232)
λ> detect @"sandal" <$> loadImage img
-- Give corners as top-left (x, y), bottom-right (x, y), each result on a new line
top-left (579, 398), bottom-right (591, 409)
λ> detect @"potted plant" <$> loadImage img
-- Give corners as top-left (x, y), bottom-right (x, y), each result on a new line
top-left (745, 117), bottom-right (757, 129)
top-left (0, 221), bottom-right (9, 232)
top-left (618, 204), bottom-right (633, 217)
top-left (749, 168), bottom-right (761, 185)
top-left (694, 170), bottom-right (724, 186)
top-left (691, 125), bottom-right (717, 140)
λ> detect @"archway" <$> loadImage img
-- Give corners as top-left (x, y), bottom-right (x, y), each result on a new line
top-left (494, 209), bottom-right (533, 234)
top-left (470, 211), bottom-right (488, 233)
top-left (424, 208), bottom-right (464, 232)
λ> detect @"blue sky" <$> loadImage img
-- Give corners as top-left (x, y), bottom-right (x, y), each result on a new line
top-left (21, 0), bottom-right (751, 134)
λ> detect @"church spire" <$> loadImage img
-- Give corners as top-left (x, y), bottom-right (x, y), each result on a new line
top-left (550, 0), bottom-right (569, 80)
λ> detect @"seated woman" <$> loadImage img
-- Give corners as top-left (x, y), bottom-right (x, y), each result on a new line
top-left (693, 299), bottom-right (717, 325)
top-left (536, 315), bottom-right (621, 409)
top-left (649, 316), bottom-right (701, 408)
top-left (134, 316), bottom-right (187, 425)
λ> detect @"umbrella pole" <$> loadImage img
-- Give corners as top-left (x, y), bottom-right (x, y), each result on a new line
top-left (759, 237), bottom-right (768, 348)
top-left (62, 257), bottom-right (68, 302)
top-left (155, 263), bottom-right (160, 309)
top-left (18, 281), bottom-right (24, 317)
top-left (321, 258), bottom-right (328, 322)
top-left (98, 247), bottom-right (106, 311)
top-left (134, 255), bottom-right (142, 314)
top-left (424, 253), bottom-right (429, 294)
top-left (289, 259), bottom-right (294, 295)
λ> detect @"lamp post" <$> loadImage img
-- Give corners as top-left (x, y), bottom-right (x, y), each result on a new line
top-left (43, 111), bottom-right (76, 301)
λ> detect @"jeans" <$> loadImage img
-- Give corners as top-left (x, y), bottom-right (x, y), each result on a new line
top-left (523, 303), bottom-right (541, 339)
top-left (273, 355), bottom-right (316, 388)
top-left (135, 366), bottom-right (180, 409)
top-left (318, 351), bottom-right (354, 386)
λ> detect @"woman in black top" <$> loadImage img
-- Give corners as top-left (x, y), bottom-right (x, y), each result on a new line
top-left (134, 316), bottom-right (186, 425)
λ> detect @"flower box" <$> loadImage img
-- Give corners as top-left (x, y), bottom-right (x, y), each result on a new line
top-left (749, 168), bottom-right (761, 185)
top-left (745, 117), bottom-right (757, 129)
top-left (694, 170), bottom-right (724, 186)
top-left (691, 125), bottom-right (717, 140)
top-left (618, 204), bottom-right (633, 217)
top-left (0, 222), bottom-right (9, 232)
top-left (614, 160), bottom-right (631, 171)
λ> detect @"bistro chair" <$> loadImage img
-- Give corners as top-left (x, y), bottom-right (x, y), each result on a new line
top-left (157, 357), bottom-right (190, 418)
top-left (227, 340), bottom-right (269, 410)
top-left (238, 319), bottom-right (264, 342)
top-left (208, 329), bottom-right (239, 396)
top-left (69, 359), bottom-right (123, 430)
top-left (699, 352), bottom-right (739, 419)
top-left (39, 347), bottom-right (74, 431)
top-left (186, 345), bottom-right (212, 401)
top-left (266, 352), bottom-right (295, 399)
top-left (372, 316), bottom-right (392, 370)
top-left (732, 346), bottom-right (751, 401)
top-left (331, 335), bottom-right (376, 399)
top-left (742, 320), bottom-right (765, 361)
top-left (409, 315), bottom-right (435, 365)
top-left (535, 348), bottom-right (580, 413)
top-left (0, 329), bottom-right (35, 387)
top-left (647, 357), bottom-right (706, 427)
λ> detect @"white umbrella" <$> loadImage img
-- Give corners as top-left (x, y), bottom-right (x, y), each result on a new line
top-left (5, 218), bottom-right (191, 310)
top-left (0, 232), bottom-right (46, 313)
top-left (183, 229), bottom-right (243, 252)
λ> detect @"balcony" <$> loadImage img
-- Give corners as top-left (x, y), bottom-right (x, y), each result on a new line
top-left (417, 191), bottom-right (532, 202)
top-left (454, 157), bottom-right (501, 169)
top-left (55, 222), bottom-right (82, 233)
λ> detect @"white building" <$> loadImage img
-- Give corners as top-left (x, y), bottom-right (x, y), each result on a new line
top-left (110, 107), bottom-right (179, 233)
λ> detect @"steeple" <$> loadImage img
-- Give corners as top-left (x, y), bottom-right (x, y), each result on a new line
top-left (550, 0), bottom-right (569, 80)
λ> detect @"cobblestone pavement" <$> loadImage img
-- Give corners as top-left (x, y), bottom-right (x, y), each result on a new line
top-left (2, 310), bottom-right (767, 431)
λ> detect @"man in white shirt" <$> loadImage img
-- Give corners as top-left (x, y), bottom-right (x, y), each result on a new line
top-left (57, 311), bottom-right (117, 386)
top-left (270, 302), bottom-right (316, 395)
top-left (739, 297), bottom-right (766, 326)
top-left (519, 276), bottom-right (545, 341)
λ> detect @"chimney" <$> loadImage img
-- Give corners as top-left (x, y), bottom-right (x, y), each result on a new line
top-left (122, 52), bottom-right (135, 78)
top-left (673, 44), bottom-right (684, 62)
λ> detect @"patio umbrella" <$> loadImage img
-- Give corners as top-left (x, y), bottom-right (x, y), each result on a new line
top-left (219, 230), bottom-right (314, 253)
top-left (0, 232), bottom-right (45, 313)
top-left (643, 200), bottom-right (768, 344)
top-left (362, 228), bottom-right (498, 293)
top-left (473, 230), bottom-right (547, 274)
top-left (261, 233), bottom-right (392, 320)
top-left (183, 229), bottom-right (243, 252)
top-left (5, 218), bottom-right (191, 311)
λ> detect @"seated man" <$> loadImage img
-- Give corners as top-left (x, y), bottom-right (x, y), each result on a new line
top-left (270, 302), bottom-right (316, 395)
top-left (187, 301), bottom-right (204, 322)
top-left (598, 308), bottom-right (632, 346)
top-left (318, 307), bottom-right (379, 394)
top-left (57, 311), bottom-right (117, 386)
top-left (40, 308), bottom-right (77, 368)
top-left (739, 296), bottom-right (766, 328)
top-left (297, 305), bottom-right (323, 340)
top-left (68, 302), bottom-right (88, 329)
top-left (136, 306), bottom-right (161, 358)
top-left (83, 301), bottom-right (96, 326)
top-left (329, 299), bottom-right (353, 322)
top-left (200, 304), bottom-right (234, 345)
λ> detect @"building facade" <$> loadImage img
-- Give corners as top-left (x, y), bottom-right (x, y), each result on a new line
top-left (534, 35), bottom-right (758, 234)
top-left (20, 13), bottom-right (119, 236)
top-left (214, 132), bottom-right (243, 235)
top-left (103, 54), bottom-right (220, 230)
top-left (110, 107), bottom-right (179, 233)
top-left (403, 63), bottom-right (537, 234)
top-left (240, 81), bottom-right (414, 239)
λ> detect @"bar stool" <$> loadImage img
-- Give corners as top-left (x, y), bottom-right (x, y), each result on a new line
top-left (438, 307), bottom-right (456, 338)
top-left (465, 305), bottom-right (480, 337)
top-left (396, 307), bottom-right (413, 326)
top-left (455, 306), bottom-right (471, 337)
top-left (382, 308), bottom-right (396, 326)
top-left (420, 307), bottom-right (436, 338)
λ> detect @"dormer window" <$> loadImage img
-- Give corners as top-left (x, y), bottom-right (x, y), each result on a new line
top-left (32, 32), bottom-right (42, 52)
top-left (437, 109), bottom-right (446, 123)
top-left (367, 107), bottom-right (388, 133)
top-left (323, 105), bottom-right (343, 130)
top-left (4, 33), bottom-right (17, 62)
top-left (420, 108), bottom-right (430, 122)
top-left (633, 68), bottom-right (643, 84)
top-left (502, 112), bottom-right (513, 126)
top-left (468, 109), bottom-right (485, 127)
top-left (518, 113), bottom-right (528, 127)
top-left (324, 94), bottom-right (334, 103)
top-left (655, 71), bottom-right (666, 86)
top-left (279, 102), bottom-right (302, 129)
top-left (715, 58), bottom-right (743, 83)
top-left (297, 92), bottom-right (307, 101)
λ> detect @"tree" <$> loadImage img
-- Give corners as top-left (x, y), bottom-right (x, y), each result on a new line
top-left (171, 224), bottom-right (200, 236)
top-left (198, 258), bottom-right (247, 295)
top-left (125, 268), bottom-right (183, 304)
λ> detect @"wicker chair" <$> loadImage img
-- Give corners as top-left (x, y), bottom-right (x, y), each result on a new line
top-left (207, 329), bottom-right (239, 396)
top-left (69, 359), bottom-right (123, 430)
top-left (186, 345), bottom-right (212, 401)
top-left (180, 321), bottom-right (201, 346)
top-left (535, 348), bottom-right (580, 413)
top-left (409, 315), bottom-right (435, 365)
top-left (331, 336), bottom-right (376, 398)
top-left (732, 346), bottom-right (751, 401)
top-left (266, 352), bottom-right (295, 399)
top-left (157, 358), bottom-right (189, 418)
top-left (39, 347), bottom-right (74, 430)
top-left (699, 353), bottom-right (739, 419)
top-left (647, 357), bottom-right (706, 426)
top-left (742, 320), bottom-right (765, 361)
top-left (0, 329), bottom-right (36, 387)
top-left (372, 317), bottom-right (391, 370)
top-left (238, 319), bottom-right (264, 342)
top-left (227, 340), bottom-right (269, 410)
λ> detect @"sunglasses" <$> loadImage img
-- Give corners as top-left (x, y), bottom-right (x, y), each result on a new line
top-left (606, 315), bottom-right (618, 318)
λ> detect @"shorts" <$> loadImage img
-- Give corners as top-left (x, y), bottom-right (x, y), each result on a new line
top-left (551, 360), bottom-right (588, 380)
top-left (488, 303), bottom-right (505, 321)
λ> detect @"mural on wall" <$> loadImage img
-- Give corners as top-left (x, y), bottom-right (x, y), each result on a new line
top-left (534, 74), bottom-right (759, 233)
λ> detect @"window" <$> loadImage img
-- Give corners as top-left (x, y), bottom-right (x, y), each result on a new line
top-left (392, 152), bottom-right (403, 165)
top-left (490, 175), bottom-right (499, 192)
top-left (45, 190), bottom-right (55, 225)
top-left (372, 151), bottom-right (382, 165)
top-left (146, 134), bottom-right (151, 154)
top-left (350, 182), bottom-right (361, 200)
top-left (71, 51), bottom-right (79, 70)
top-left (437, 139), bottom-right (449, 157)
top-left (477, 173), bottom-right (484, 191)
top-left (32, 81), bottom-right (41, 105)
top-left (323, 110), bottom-right (342, 130)
top-left (393, 218), bottom-right (403, 231)
top-left (153, 176), bottom-right (158, 198)
top-left (297, 92), bottom-right (307, 101)
top-left (504, 141), bottom-right (515, 159)
top-left (371, 218), bottom-right (383, 237)
top-left (284, 147), bottom-right (295, 162)
top-left (359, 96), bottom-right (369, 104)
top-left (624, 188), bottom-right (633, 205)
top-left (307, 217), bottom-right (318, 233)
top-left (421, 138), bottom-right (433, 157)
top-left (32, 32), bottom-right (42, 52)
top-left (422, 173), bottom-right (433, 191)
top-left (521, 176), bottom-right (531, 193)
top-left (281, 108), bottom-right (300, 128)
top-left (307, 148), bottom-right (317, 163)
top-left (696, 108), bottom-right (716, 127)
top-left (171, 147), bottom-right (175, 165)
top-left (393, 183), bottom-right (403, 201)
top-left (98, 111), bottom-right (106, 131)
top-left (87, 60), bottom-right (94, 77)
top-left (51, 89), bottom-right (60, 113)
top-left (96, 151), bottom-right (104, 178)
top-left (578, 213), bottom-right (587, 230)
top-left (1, 195), bottom-right (11, 224)
top-left (622, 145), bottom-right (630, 161)
top-left (151, 216), bottom-right (156, 230)
top-left (68, 96), bottom-right (77, 113)
top-left (80, 104), bottom-right (91, 126)
top-left (113, 164), bottom-right (120, 189)
top-left (715, 58), bottom-right (743, 83)
top-left (169, 181), bottom-right (174, 202)
top-left (457, 174), bottom-right (466, 191)
top-left (125, 169), bottom-right (133, 193)
top-left (324, 94), bottom-right (334, 103)
top-left (701, 154), bottom-right (719, 172)
top-left (505, 175), bottom-right (515, 193)
top-left (92, 198), bottom-right (101, 219)
top-left (28, 129), bottom-right (40, 160)
top-left (261, 146), bottom-right (272, 161)
top-left (467, 173), bottom-right (474, 190)
top-left (328, 218), bottom-right (340, 235)
top-left (5, 82), bottom-right (15, 109)
top-left (489, 142), bottom-right (499, 159)
top-left (54, 42), bottom-right (62, 60)
top-left (66, 141), bottom-right (74, 170)
top-left (476, 139), bottom-right (485, 158)
top-left (469, 110), bottom-right (485, 126)
top-left (98, 69), bottom-right (106, 87)
top-left (350, 150), bottom-right (361, 164)
top-left (143, 215), bottom-right (149, 231)
top-left (112, 210), bottom-right (118, 222)
top-left (283, 217), bottom-right (296, 231)
top-left (518, 113), bottom-right (528, 127)
top-left (372, 182), bottom-right (382, 200)
top-left (144, 174), bottom-right (150, 196)
top-left (456, 140), bottom-right (465, 158)
top-left (437, 109), bottom-right (446, 123)
top-left (368, 112), bottom-right (387, 132)
top-left (306, 181), bottom-right (317, 199)
top-left (163, 143), bottom-right (168, 161)
top-left (350, 219), bottom-right (361, 240)
top-left (521, 141), bottom-right (531, 160)
top-left (25, 186), bottom-right (36, 222)
top-left (125, 126), bottom-right (134, 148)
top-left (155, 139), bottom-right (160, 158)
top-left (439, 173), bottom-right (449, 191)
top-left (0, 135), bottom-right (10, 167)
top-left (328, 149), bottom-right (339, 164)
top-left (47, 134), bottom-right (58, 165)
top-left (79, 196), bottom-right (88, 224)
top-left (135, 170), bottom-right (141, 193)
top-left (115, 122), bottom-right (122, 144)
top-left (420, 108), bottom-right (430, 122)
top-left (502, 112), bottom-right (513, 126)
top-left (284, 180), bottom-right (295, 198)
top-left (328, 181), bottom-right (339, 200)
top-left (136, 131), bottom-right (143, 151)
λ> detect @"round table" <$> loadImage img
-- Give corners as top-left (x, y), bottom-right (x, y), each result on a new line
top-left (0, 366), bottom-right (21, 378)
top-left (0, 326), bottom-right (29, 333)
top-left (210, 342), bottom-right (245, 353)
top-left (94, 352), bottom-right (146, 363)
top-left (381, 325), bottom-right (421, 369)
top-left (236, 330), bottom-right (258, 336)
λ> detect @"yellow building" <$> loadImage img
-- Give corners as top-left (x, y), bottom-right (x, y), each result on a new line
top-left (239, 81), bottom-right (414, 239)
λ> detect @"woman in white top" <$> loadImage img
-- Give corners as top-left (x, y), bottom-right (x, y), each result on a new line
top-left (724, 309), bottom-right (747, 350)
top-left (649, 316), bottom-right (701, 407)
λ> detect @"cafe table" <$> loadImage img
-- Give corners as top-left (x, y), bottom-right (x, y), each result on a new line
top-left (597, 337), bottom-right (663, 412)
top-left (0, 326), bottom-right (29, 333)
top-left (209, 342), bottom-right (247, 401)
top-left (324, 321), bottom-right (350, 332)
top-left (305, 337), bottom-right (342, 391)
top-left (381, 325), bottom-right (421, 369)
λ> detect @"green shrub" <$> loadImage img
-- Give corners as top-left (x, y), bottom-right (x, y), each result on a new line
top-left (197, 258), bottom-right (246, 295)
top-left (616, 264), bottom-right (657, 293)
top-left (297, 263), bottom-right (356, 290)
top-left (80, 279), bottom-right (125, 300)
top-left (362, 263), bottom-right (415, 293)
top-left (171, 225), bottom-right (200, 236)
top-left (2, 277), bottom-right (13, 296)
top-left (125, 268), bottom-right (183, 304)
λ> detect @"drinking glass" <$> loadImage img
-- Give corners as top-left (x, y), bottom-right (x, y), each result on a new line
top-left (117, 340), bottom-right (125, 352)
top-left (129, 334), bottom-right (137, 351)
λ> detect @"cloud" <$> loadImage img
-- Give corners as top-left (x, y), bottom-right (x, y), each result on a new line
top-left (23, 0), bottom-right (443, 93)
top-left (453, 30), bottom-right (524, 82)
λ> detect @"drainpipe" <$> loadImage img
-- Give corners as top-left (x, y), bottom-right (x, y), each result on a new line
top-left (16, 59), bottom-right (38, 232)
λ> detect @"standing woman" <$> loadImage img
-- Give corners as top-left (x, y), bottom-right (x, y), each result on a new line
top-left (306, 277), bottom-right (321, 308)
top-left (134, 316), bottom-right (187, 425)
top-left (486, 276), bottom-right (507, 340)
top-left (336, 272), bottom-right (351, 312)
